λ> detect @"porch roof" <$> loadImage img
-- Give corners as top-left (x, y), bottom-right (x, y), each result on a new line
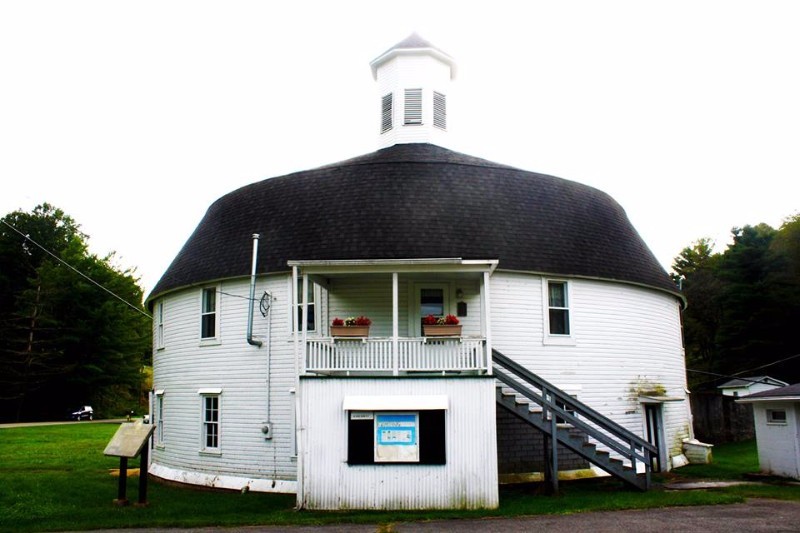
top-left (288, 257), bottom-right (498, 275)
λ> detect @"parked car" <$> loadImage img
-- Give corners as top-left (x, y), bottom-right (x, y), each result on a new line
top-left (69, 406), bottom-right (93, 421)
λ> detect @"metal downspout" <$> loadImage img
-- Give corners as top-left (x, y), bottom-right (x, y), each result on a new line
top-left (247, 233), bottom-right (263, 347)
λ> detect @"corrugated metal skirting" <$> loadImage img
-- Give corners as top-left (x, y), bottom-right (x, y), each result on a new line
top-left (299, 376), bottom-right (499, 510)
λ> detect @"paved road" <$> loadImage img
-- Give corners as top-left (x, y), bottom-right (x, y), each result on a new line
top-left (79, 499), bottom-right (800, 532)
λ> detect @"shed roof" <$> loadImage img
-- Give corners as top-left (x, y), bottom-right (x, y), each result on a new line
top-left (737, 383), bottom-right (800, 402)
top-left (148, 143), bottom-right (680, 305)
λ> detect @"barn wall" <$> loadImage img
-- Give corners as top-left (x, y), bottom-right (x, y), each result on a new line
top-left (490, 271), bottom-right (691, 465)
top-left (150, 274), bottom-right (298, 491)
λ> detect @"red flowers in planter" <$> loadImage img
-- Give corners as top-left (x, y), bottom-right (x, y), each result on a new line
top-left (332, 316), bottom-right (372, 327)
top-left (423, 314), bottom-right (459, 326)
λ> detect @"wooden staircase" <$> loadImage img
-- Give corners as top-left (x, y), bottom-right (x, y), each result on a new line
top-left (493, 349), bottom-right (657, 492)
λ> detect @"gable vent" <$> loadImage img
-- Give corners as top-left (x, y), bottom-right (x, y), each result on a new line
top-left (433, 91), bottom-right (446, 130)
top-left (381, 93), bottom-right (393, 133)
top-left (404, 88), bottom-right (422, 125)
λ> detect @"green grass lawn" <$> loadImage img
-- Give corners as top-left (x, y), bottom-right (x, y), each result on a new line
top-left (0, 424), bottom-right (796, 532)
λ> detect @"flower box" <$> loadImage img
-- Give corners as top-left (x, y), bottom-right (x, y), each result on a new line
top-left (423, 324), bottom-right (462, 337)
top-left (331, 325), bottom-right (370, 337)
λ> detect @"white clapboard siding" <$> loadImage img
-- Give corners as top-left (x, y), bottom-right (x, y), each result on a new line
top-left (151, 275), bottom-right (299, 490)
top-left (490, 271), bottom-right (691, 459)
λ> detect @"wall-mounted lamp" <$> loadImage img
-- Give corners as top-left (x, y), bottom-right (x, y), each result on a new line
top-left (456, 288), bottom-right (464, 299)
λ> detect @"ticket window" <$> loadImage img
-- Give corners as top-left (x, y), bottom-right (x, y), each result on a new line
top-left (347, 410), bottom-right (446, 465)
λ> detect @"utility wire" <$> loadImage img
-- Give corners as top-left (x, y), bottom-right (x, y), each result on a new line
top-left (1, 219), bottom-right (152, 319)
top-left (688, 352), bottom-right (800, 388)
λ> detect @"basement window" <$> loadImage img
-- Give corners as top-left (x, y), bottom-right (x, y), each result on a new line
top-left (433, 91), bottom-right (446, 130)
top-left (381, 93), bottom-right (393, 133)
top-left (404, 88), bottom-right (422, 125)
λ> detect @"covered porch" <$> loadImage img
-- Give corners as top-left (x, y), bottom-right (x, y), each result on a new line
top-left (290, 258), bottom-right (497, 376)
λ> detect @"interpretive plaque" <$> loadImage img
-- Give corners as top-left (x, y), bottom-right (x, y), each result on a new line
top-left (104, 420), bottom-right (155, 458)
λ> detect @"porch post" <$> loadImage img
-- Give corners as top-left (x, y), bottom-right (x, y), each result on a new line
top-left (392, 272), bottom-right (399, 376)
top-left (301, 273), bottom-right (309, 373)
top-left (483, 271), bottom-right (493, 375)
top-left (292, 266), bottom-right (299, 377)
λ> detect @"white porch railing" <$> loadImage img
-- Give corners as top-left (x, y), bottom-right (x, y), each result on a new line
top-left (305, 337), bottom-right (488, 374)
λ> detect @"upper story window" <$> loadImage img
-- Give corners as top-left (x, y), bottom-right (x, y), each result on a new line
top-left (404, 88), bottom-right (422, 125)
top-left (381, 93), bottom-right (393, 133)
top-left (433, 91), bottom-right (446, 130)
top-left (294, 279), bottom-right (316, 333)
top-left (201, 287), bottom-right (218, 340)
top-left (547, 280), bottom-right (570, 336)
top-left (155, 301), bottom-right (165, 350)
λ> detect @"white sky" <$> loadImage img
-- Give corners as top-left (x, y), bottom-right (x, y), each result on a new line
top-left (2, 1), bottom-right (798, 296)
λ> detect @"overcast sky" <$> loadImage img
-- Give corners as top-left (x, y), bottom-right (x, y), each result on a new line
top-left (2, 1), bottom-right (798, 296)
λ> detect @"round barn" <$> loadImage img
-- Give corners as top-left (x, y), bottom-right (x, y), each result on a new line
top-left (146, 34), bottom-right (691, 510)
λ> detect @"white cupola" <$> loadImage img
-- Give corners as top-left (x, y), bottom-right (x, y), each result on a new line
top-left (370, 33), bottom-right (457, 149)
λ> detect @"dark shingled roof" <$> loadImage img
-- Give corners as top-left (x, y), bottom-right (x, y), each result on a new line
top-left (148, 143), bottom-right (680, 303)
top-left (740, 383), bottom-right (800, 400)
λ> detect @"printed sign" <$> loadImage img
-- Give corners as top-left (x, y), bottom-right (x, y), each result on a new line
top-left (374, 412), bottom-right (419, 462)
top-left (350, 411), bottom-right (374, 420)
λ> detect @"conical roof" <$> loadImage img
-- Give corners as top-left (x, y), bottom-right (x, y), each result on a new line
top-left (148, 143), bottom-right (679, 303)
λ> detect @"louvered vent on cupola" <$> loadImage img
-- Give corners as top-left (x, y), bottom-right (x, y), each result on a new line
top-left (404, 88), bottom-right (422, 125)
top-left (381, 93), bottom-right (393, 133)
top-left (433, 91), bottom-right (446, 130)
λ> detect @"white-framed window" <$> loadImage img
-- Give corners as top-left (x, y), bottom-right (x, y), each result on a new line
top-left (433, 91), bottom-right (446, 130)
top-left (200, 286), bottom-right (219, 341)
top-left (381, 93), bottom-right (393, 133)
top-left (155, 390), bottom-right (165, 447)
top-left (404, 88), bottom-right (422, 125)
top-left (547, 280), bottom-right (570, 335)
top-left (292, 279), bottom-right (317, 333)
top-left (155, 301), bottom-right (165, 350)
top-left (767, 409), bottom-right (787, 425)
top-left (199, 389), bottom-right (222, 453)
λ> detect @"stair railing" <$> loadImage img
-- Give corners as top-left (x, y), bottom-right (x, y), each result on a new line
top-left (493, 349), bottom-right (657, 482)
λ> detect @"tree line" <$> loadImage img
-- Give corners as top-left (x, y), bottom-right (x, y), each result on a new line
top-left (673, 215), bottom-right (800, 390)
top-left (0, 204), bottom-right (151, 422)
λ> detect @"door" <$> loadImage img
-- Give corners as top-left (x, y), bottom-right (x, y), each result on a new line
top-left (411, 283), bottom-right (450, 336)
top-left (644, 403), bottom-right (666, 472)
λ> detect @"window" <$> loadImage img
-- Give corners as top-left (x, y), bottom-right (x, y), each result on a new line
top-left (155, 301), bottom-right (165, 350)
top-left (547, 281), bottom-right (570, 335)
top-left (381, 93), bottom-right (393, 133)
top-left (200, 287), bottom-right (218, 340)
top-left (767, 409), bottom-right (787, 425)
top-left (404, 88), bottom-right (422, 125)
top-left (155, 391), bottom-right (165, 446)
top-left (433, 91), bottom-right (446, 130)
top-left (294, 279), bottom-right (316, 332)
top-left (414, 284), bottom-right (450, 335)
top-left (347, 410), bottom-right (446, 465)
top-left (201, 392), bottom-right (221, 452)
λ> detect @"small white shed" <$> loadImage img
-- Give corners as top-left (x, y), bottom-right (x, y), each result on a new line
top-left (737, 383), bottom-right (800, 479)
top-left (718, 376), bottom-right (788, 397)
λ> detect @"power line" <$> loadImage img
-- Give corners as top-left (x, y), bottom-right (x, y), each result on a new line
top-left (1, 219), bottom-right (152, 319)
top-left (688, 352), bottom-right (800, 388)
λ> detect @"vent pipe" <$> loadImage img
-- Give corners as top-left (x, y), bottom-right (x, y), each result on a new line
top-left (247, 233), bottom-right (263, 347)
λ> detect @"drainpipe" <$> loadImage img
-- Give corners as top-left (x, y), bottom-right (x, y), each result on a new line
top-left (247, 233), bottom-right (263, 347)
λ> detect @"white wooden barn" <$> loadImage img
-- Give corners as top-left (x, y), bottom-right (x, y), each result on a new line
top-left (145, 34), bottom-right (692, 510)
